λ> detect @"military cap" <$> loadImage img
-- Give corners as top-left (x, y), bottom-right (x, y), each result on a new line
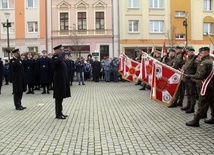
top-left (187, 47), bottom-right (195, 52)
top-left (53, 44), bottom-right (62, 50)
top-left (200, 47), bottom-right (210, 52)
top-left (42, 50), bottom-right (47, 53)
top-left (175, 45), bottom-right (183, 49)
top-left (12, 48), bottom-right (20, 53)
top-left (169, 48), bottom-right (176, 52)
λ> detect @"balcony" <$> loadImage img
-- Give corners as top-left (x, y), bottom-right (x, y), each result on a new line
top-left (52, 29), bottom-right (112, 38)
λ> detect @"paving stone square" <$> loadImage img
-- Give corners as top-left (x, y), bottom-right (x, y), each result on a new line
top-left (0, 81), bottom-right (213, 155)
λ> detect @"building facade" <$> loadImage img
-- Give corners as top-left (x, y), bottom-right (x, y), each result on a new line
top-left (119, 0), bottom-right (214, 58)
top-left (0, 0), bottom-right (48, 59)
top-left (51, 0), bottom-right (114, 60)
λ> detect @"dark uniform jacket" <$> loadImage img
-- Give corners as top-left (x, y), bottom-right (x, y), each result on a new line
top-left (52, 53), bottom-right (71, 99)
top-left (24, 58), bottom-right (35, 84)
top-left (10, 57), bottom-right (26, 93)
top-left (92, 61), bottom-right (101, 76)
top-left (39, 57), bottom-right (50, 84)
top-left (191, 55), bottom-right (213, 88)
top-left (183, 55), bottom-right (197, 82)
top-left (0, 61), bottom-right (3, 85)
top-left (172, 52), bottom-right (185, 69)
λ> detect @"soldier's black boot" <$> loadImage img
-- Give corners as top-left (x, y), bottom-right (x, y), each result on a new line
top-left (186, 118), bottom-right (200, 127)
top-left (47, 87), bottom-right (50, 94)
top-left (176, 99), bottom-right (183, 107)
top-left (168, 101), bottom-right (177, 108)
top-left (204, 118), bottom-right (214, 124)
top-left (41, 86), bottom-right (46, 94)
top-left (185, 103), bottom-right (195, 114)
top-left (139, 84), bottom-right (146, 90)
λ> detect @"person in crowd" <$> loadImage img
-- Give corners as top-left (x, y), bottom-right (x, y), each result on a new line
top-left (180, 47), bottom-right (198, 113)
top-left (33, 54), bottom-right (40, 90)
top-left (186, 47), bottom-right (214, 127)
top-left (48, 53), bottom-right (54, 90)
top-left (3, 59), bottom-right (10, 85)
top-left (69, 55), bottom-right (75, 86)
top-left (64, 54), bottom-right (72, 85)
top-left (92, 57), bottom-right (101, 82)
top-left (111, 57), bottom-right (119, 82)
top-left (0, 58), bottom-right (3, 94)
top-left (76, 57), bottom-right (85, 85)
top-left (52, 44), bottom-right (70, 119)
top-left (100, 56), bottom-right (106, 80)
top-left (85, 61), bottom-right (92, 81)
top-left (40, 50), bottom-right (50, 94)
top-left (24, 53), bottom-right (35, 94)
top-left (103, 56), bottom-right (112, 82)
top-left (10, 49), bottom-right (26, 110)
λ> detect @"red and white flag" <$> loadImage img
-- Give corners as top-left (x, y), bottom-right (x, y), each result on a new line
top-left (200, 61), bottom-right (214, 96)
top-left (123, 57), bottom-right (140, 83)
top-left (140, 56), bottom-right (154, 86)
top-left (151, 62), bottom-right (182, 106)
top-left (161, 42), bottom-right (167, 57)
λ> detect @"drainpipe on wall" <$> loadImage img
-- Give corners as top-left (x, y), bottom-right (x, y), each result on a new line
top-left (112, 0), bottom-right (114, 57)
top-left (117, 0), bottom-right (120, 55)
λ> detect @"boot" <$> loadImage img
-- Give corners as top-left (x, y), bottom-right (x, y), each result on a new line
top-left (204, 118), bottom-right (214, 124)
top-left (181, 103), bottom-right (190, 111)
top-left (168, 101), bottom-right (177, 108)
top-left (41, 86), bottom-right (46, 94)
top-left (176, 100), bottom-right (183, 107)
top-left (47, 87), bottom-right (50, 94)
top-left (186, 118), bottom-right (200, 127)
top-left (185, 108), bottom-right (194, 113)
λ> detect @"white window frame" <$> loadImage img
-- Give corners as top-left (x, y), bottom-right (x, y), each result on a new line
top-left (149, 0), bottom-right (164, 9)
top-left (2, 22), bottom-right (15, 34)
top-left (128, 0), bottom-right (139, 8)
top-left (175, 11), bottom-right (185, 17)
top-left (27, 0), bottom-right (38, 8)
top-left (129, 20), bottom-right (139, 33)
top-left (150, 20), bottom-right (164, 33)
top-left (1, 0), bottom-right (14, 9)
top-left (27, 21), bottom-right (38, 33)
top-left (175, 34), bottom-right (185, 39)
top-left (204, 0), bottom-right (212, 11)
top-left (204, 23), bottom-right (212, 35)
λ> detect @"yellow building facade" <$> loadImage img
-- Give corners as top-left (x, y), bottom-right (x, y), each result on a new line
top-left (119, 0), bottom-right (214, 58)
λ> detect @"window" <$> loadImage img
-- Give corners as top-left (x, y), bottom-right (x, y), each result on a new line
top-left (204, 0), bottom-right (212, 11)
top-left (60, 13), bottom-right (69, 30)
top-left (27, 0), bottom-right (37, 8)
top-left (96, 12), bottom-right (104, 30)
top-left (128, 0), bottom-right (139, 8)
top-left (204, 23), bottom-right (212, 34)
top-left (1, 0), bottom-right (14, 9)
top-left (175, 34), bottom-right (185, 39)
top-left (28, 22), bottom-right (38, 32)
top-left (129, 20), bottom-right (139, 32)
top-left (149, 0), bottom-right (163, 8)
top-left (150, 20), bottom-right (164, 33)
top-left (28, 47), bottom-right (38, 52)
top-left (2, 22), bottom-right (14, 33)
top-left (175, 11), bottom-right (185, 17)
top-left (78, 12), bottom-right (86, 30)
top-left (100, 45), bottom-right (109, 59)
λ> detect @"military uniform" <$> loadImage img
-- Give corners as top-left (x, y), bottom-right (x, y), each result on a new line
top-left (181, 49), bottom-right (198, 113)
top-left (24, 57), bottom-right (35, 94)
top-left (169, 46), bottom-right (185, 108)
top-left (186, 47), bottom-right (214, 127)
top-left (52, 45), bottom-right (71, 119)
top-left (0, 59), bottom-right (3, 94)
top-left (40, 56), bottom-right (50, 94)
top-left (92, 58), bottom-right (101, 82)
top-left (33, 57), bottom-right (40, 90)
top-left (10, 49), bottom-right (26, 110)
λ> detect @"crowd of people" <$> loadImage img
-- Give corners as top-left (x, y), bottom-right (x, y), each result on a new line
top-left (0, 51), bottom-right (120, 95)
top-left (135, 46), bottom-right (214, 127)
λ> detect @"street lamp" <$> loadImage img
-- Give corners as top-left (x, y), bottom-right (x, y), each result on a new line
top-left (183, 12), bottom-right (188, 46)
top-left (3, 13), bottom-right (11, 60)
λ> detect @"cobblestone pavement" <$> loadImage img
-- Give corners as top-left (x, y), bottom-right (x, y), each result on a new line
top-left (0, 81), bottom-right (213, 155)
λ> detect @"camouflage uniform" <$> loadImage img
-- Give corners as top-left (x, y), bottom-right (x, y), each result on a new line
top-left (186, 55), bottom-right (214, 127)
top-left (168, 52), bottom-right (185, 107)
top-left (181, 55), bottom-right (197, 113)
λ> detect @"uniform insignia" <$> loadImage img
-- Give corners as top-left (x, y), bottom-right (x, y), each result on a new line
top-left (200, 63), bottom-right (203, 66)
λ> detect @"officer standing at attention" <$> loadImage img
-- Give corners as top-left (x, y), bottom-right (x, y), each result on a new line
top-left (186, 47), bottom-right (214, 127)
top-left (180, 47), bottom-right (198, 113)
top-left (52, 44), bottom-right (71, 119)
top-left (10, 49), bottom-right (26, 110)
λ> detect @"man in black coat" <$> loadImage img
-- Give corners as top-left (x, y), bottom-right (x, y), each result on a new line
top-left (3, 60), bottom-right (10, 85)
top-left (10, 49), bottom-right (26, 110)
top-left (24, 53), bottom-right (35, 94)
top-left (40, 50), bottom-right (50, 94)
top-left (92, 57), bottom-right (101, 82)
top-left (52, 44), bottom-right (71, 119)
top-left (69, 55), bottom-right (75, 86)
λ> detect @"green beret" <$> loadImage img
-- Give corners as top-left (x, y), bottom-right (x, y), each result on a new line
top-left (199, 47), bottom-right (210, 52)
top-left (169, 48), bottom-right (175, 52)
top-left (187, 47), bottom-right (195, 52)
top-left (175, 46), bottom-right (183, 49)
